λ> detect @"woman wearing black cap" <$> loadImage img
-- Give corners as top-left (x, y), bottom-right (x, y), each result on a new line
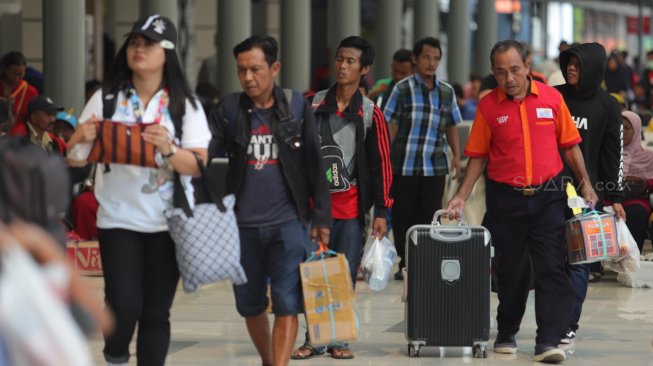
top-left (67, 15), bottom-right (211, 366)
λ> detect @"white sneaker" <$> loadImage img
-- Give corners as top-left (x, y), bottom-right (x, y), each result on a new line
top-left (533, 345), bottom-right (566, 363)
top-left (560, 329), bottom-right (575, 345)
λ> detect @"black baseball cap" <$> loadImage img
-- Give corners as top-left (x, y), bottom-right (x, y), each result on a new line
top-left (27, 96), bottom-right (62, 115)
top-left (127, 14), bottom-right (177, 50)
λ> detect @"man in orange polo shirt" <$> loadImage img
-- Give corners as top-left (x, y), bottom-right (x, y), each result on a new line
top-left (444, 40), bottom-right (597, 364)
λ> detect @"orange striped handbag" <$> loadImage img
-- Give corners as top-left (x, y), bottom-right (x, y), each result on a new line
top-left (87, 120), bottom-right (157, 167)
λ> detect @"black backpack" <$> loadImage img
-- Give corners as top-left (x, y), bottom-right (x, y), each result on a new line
top-left (0, 137), bottom-right (70, 246)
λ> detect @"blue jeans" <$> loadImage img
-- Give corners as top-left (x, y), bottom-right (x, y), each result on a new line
top-left (303, 218), bottom-right (363, 349)
top-left (567, 263), bottom-right (589, 332)
top-left (233, 219), bottom-right (308, 317)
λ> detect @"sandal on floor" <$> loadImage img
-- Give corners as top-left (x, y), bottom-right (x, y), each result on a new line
top-left (328, 345), bottom-right (355, 359)
top-left (291, 344), bottom-right (325, 360)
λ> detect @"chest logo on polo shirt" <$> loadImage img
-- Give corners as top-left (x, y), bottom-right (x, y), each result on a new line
top-left (536, 108), bottom-right (553, 119)
top-left (496, 115), bottom-right (509, 124)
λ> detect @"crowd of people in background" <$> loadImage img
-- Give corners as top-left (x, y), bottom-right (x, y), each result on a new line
top-left (2, 11), bottom-right (653, 365)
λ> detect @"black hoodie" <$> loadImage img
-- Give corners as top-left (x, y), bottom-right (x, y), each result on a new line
top-left (556, 43), bottom-right (623, 203)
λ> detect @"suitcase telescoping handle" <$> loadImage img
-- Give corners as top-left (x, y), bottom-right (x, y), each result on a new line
top-left (432, 209), bottom-right (466, 226)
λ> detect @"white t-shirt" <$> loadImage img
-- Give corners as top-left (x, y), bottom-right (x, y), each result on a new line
top-left (69, 88), bottom-right (211, 233)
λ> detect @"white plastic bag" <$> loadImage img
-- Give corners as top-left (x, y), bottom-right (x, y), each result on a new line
top-left (0, 242), bottom-right (92, 366)
top-left (617, 261), bottom-right (653, 288)
top-left (361, 236), bottom-right (397, 291)
top-left (603, 218), bottom-right (640, 273)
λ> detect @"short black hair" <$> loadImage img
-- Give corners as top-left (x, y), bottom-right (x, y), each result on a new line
top-left (337, 36), bottom-right (375, 68)
top-left (0, 51), bottom-right (26, 72)
top-left (490, 40), bottom-right (528, 67)
top-left (233, 35), bottom-right (278, 66)
top-left (413, 37), bottom-right (442, 58)
top-left (392, 48), bottom-right (413, 63)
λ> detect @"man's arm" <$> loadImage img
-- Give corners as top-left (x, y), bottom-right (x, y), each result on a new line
top-left (443, 156), bottom-right (487, 220)
top-left (382, 83), bottom-right (401, 143)
top-left (445, 125), bottom-right (461, 179)
top-left (600, 100), bottom-right (626, 219)
top-left (301, 100), bottom-right (332, 244)
top-left (562, 144), bottom-right (598, 205)
top-left (207, 101), bottom-right (229, 159)
top-left (366, 106), bottom-right (393, 238)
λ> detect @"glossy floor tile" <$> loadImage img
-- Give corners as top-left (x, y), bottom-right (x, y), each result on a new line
top-left (86, 267), bottom-right (653, 365)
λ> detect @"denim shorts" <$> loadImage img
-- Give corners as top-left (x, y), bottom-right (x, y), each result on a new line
top-left (233, 219), bottom-right (309, 317)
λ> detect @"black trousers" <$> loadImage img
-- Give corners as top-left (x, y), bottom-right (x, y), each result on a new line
top-left (391, 175), bottom-right (446, 269)
top-left (623, 203), bottom-right (650, 252)
top-left (98, 229), bottom-right (180, 366)
top-left (483, 179), bottom-right (573, 346)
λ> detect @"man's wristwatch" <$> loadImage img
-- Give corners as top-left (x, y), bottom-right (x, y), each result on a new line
top-left (163, 144), bottom-right (177, 159)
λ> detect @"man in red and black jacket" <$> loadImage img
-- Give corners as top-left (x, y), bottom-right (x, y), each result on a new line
top-left (292, 36), bottom-right (393, 361)
top-left (10, 95), bottom-right (66, 156)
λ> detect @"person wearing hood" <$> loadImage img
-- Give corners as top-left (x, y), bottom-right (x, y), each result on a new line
top-left (555, 42), bottom-right (626, 345)
top-left (619, 111), bottom-right (653, 251)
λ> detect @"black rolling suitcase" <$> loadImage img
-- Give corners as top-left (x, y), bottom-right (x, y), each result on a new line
top-left (404, 210), bottom-right (492, 358)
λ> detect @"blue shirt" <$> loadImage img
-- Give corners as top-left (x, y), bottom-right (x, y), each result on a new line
top-left (383, 74), bottom-right (462, 176)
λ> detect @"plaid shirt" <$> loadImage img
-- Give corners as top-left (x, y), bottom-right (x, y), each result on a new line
top-left (383, 74), bottom-right (462, 176)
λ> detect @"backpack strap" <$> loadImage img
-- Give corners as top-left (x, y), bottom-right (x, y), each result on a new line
top-left (100, 87), bottom-right (118, 173)
top-left (311, 90), bottom-right (328, 111)
top-left (276, 88), bottom-right (294, 123)
top-left (102, 87), bottom-right (118, 120)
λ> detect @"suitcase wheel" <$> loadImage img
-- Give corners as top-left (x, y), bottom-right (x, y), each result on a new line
top-left (472, 344), bottom-right (487, 358)
top-left (408, 344), bottom-right (420, 357)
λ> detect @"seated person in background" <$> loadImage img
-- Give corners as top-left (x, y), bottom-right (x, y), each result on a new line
top-left (619, 111), bottom-right (653, 252)
top-left (1, 51), bottom-right (39, 131)
top-left (0, 98), bottom-right (13, 135)
top-left (10, 96), bottom-right (66, 156)
top-left (53, 110), bottom-right (77, 143)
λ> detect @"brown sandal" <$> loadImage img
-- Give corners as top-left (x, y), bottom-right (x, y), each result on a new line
top-left (328, 345), bottom-right (355, 359)
top-left (291, 344), bottom-right (325, 360)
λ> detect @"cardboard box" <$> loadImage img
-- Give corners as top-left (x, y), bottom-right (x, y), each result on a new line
top-left (565, 213), bottom-right (619, 264)
top-left (300, 254), bottom-right (357, 345)
top-left (66, 241), bottom-right (103, 276)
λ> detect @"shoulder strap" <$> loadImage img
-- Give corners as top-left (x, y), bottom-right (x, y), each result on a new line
top-left (277, 88), bottom-right (294, 122)
top-left (361, 96), bottom-right (374, 129)
top-left (102, 87), bottom-right (118, 120)
top-left (311, 90), bottom-right (328, 111)
top-left (283, 88), bottom-right (293, 108)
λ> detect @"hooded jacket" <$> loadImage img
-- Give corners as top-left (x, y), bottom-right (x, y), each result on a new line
top-left (556, 42), bottom-right (623, 203)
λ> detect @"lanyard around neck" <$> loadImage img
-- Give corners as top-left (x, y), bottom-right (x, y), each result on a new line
top-left (127, 83), bottom-right (169, 124)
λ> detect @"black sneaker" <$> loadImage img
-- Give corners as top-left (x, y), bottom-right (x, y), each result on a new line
top-left (394, 269), bottom-right (403, 281)
top-left (493, 333), bottom-right (517, 354)
top-left (560, 329), bottom-right (575, 345)
top-left (533, 344), bottom-right (565, 363)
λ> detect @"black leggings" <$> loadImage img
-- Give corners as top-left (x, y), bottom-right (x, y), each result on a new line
top-left (98, 229), bottom-right (180, 366)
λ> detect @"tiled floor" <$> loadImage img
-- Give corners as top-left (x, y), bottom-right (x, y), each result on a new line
top-left (86, 268), bottom-right (653, 365)
top-left (86, 175), bottom-right (653, 365)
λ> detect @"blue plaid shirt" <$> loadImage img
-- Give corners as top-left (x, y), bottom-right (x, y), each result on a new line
top-left (383, 74), bottom-right (462, 176)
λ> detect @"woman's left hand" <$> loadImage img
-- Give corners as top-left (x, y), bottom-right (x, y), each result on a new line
top-left (142, 124), bottom-right (173, 155)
